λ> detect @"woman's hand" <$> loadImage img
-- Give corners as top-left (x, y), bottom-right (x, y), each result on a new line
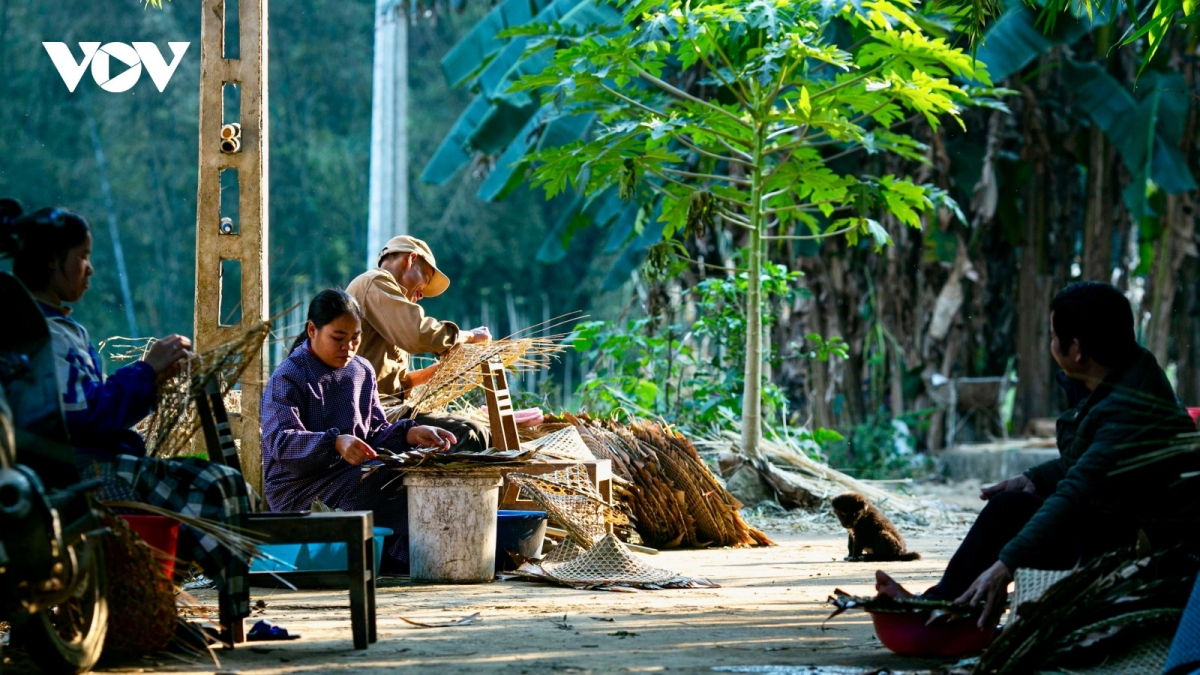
top-left (335, 434), bottom-right (378, 466)
top-left (407, 425), bottom-right (456, 452)
top-left (980, 474), bottom-right (1037, 500)
top-left (144, 335), bottom-right (193, 374)
top-left (955, 560), bottom-right (1012, 629)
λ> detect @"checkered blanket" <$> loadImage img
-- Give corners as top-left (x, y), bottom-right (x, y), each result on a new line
top-left (81, 455), bottom-right (251, 619)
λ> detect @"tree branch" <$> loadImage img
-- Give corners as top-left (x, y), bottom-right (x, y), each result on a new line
top-left (631, 63), bottom-right (751, 128)
top-left (662, 167), bottom-right (751, 185)
top-left (599, 83), bottom-right (669, 121)
top-left (675, 133), bottom-right (755, 167)
top-left (717, 207), bottom-right (755, 228)
top-left (763, 224), bottom-right (855, 240)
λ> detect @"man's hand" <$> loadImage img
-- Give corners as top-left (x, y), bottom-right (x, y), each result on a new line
top-left (980, 474), bottom-right (1037, 500)
top-left (464, 327), bottom-right (492, 344)
top-left (144, 335), bottom-right (192, 374)
top-left (335, 435), bottom-right (378, 466)
top-left (955, 560), bottom-right (1012, 629)
top-left (408, 425), bottom-right (457, 452)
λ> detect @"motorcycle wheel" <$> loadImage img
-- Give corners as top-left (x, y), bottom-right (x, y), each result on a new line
top-left (20, 546), bottom-right (107, 674)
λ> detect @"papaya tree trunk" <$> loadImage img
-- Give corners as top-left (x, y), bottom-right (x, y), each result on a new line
top-left (740, 122), bottom-right (767, 461)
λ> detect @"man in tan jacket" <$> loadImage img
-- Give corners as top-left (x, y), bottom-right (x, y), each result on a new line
top-left (347, 235), bottom-right (492, 452)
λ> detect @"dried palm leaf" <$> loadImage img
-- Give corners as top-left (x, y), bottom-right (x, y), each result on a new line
top-left (109, 322), bottom-right (271, 458)
top-left (102, 500), bottom-right (264, 564)
top-left (976, 546), bottom-right (1199, 675)
top-left (399, 337), bottom-right (566, 415)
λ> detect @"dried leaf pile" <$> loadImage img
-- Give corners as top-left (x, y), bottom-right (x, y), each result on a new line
top-left (541, 413), bottom-right (772, 549)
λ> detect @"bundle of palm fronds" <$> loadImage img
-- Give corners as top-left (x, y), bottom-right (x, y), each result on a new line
top-left (395, 336), bottom-right (566, 416)
top-left (825, 588), bottom-right (983, 621)
top-left (546, 413), bottom-right (773, 549)
top-left (107, 322), bottom-right (270, 458)
top-left (975, 546), bottom-right (1199, 674)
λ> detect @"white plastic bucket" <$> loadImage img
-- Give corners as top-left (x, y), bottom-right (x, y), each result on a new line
top-left (404, 469), bottom-right (503, 583)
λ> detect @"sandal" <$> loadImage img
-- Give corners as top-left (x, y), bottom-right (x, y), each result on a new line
top-left (247, 620), bottom-right (301, 641)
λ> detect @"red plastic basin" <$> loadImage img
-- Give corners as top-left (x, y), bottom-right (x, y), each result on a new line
top-left (120, 514), bottom-right (181, 580)
top-left (870, 609), bottom-right (994, 658)
top-left (1187, 407), bottom-right (1200, 429)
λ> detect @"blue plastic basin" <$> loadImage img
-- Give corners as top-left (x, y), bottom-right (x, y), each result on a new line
top-left (496, 510), bottom-right (547, 572)
top-left (251, 527), bottom-right (393, 574)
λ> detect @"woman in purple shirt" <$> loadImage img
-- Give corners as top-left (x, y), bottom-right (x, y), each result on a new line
top-left (261, 289), bottom-right (454, 573)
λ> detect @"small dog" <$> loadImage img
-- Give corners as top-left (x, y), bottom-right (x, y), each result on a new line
top-left (830, 492), bottom-right (920, 562)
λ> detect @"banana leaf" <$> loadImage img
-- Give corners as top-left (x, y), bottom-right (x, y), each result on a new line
top-left (537, 188), bottom-right (623, 263)
top-left (1064, 59), bottom-right (1196, 220)
top-left (420, 95), bottom-right (493, 185)
top-left (975, 4), bottom-right (1110, 83)
top-left (478, 108), bottom-right (596, 202)
top-left (602, 210), bottom-right (664, 291)
top-left (441, 0), bottom-right (556, 88)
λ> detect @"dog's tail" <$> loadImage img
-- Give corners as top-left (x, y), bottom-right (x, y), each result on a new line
top-left (898, 551), bottom-right (922, 561)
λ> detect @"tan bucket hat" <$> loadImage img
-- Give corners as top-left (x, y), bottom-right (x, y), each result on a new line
top-left (377, 235), bottom-right (450, 298)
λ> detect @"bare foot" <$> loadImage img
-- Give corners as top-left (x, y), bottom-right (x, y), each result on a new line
top-left (875, 570), bottom-right (915, 600)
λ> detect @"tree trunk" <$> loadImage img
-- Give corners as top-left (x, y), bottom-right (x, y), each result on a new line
top-left (1082, 25), bottom-right (1113, 282)
top-left (85, 106), bottom-right (140, 338)
top-left (1082, 126), bottom-right (1113, 281)
top-left (1146, 194), bottom-right (1195, 364)
top-left (1173, 257), bottom-right (1200, 404)
top-left (740, 125), bottom-right (767, 460)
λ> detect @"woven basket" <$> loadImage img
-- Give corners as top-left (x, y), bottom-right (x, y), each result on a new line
top-left (101, 512), bottom-right (178, 656)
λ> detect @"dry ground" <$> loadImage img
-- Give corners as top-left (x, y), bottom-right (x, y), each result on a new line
top-left (7, 484), bottom-right (986, 675)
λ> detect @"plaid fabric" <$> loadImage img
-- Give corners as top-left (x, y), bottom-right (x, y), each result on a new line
top-left (81, 455), bottom-right (252, 619)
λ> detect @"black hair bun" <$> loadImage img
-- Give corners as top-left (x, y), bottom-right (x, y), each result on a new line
top-left (0, 197), bottom-right (25, 257)
top-left (0, 197), bottom-right (23, 226)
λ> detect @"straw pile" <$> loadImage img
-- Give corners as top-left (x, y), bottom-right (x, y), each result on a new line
top-left (103, 323), bottom-right (271, 458)
top-left (544, 413), bottom-right (773, 549)
top-left (392, 337), bottom-right (566, 416)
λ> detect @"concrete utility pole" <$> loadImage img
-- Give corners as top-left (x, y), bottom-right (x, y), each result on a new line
top-left (366, 0), bottom-right (409, 267)
top-left (195, 0), bottom-right (269, 493)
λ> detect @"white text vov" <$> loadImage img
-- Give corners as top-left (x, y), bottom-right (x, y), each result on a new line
top-left (43, 42), bottom-right (190, 93)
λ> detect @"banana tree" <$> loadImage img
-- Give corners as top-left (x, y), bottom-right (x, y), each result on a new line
top-left (509, 0), bottom-right (993, 459)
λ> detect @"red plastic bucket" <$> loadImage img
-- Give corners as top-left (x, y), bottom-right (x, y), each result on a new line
top-left (870, 609), bottom-right (994, 657)
top-left (120, 514), bottom-right (181, 579)
top-left (1187, 407), bottom-right (1200, 429)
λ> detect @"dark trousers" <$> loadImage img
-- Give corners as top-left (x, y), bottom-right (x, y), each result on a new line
top-left (408, 409), bottom-right (492, 454)
top-left (924, 490), bottom-right (1085, 600)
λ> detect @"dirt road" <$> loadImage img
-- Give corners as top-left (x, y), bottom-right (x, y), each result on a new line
top-left (56, 524), bottom-right (977, 675)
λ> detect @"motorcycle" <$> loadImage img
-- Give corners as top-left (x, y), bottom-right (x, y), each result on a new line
top-left (0, 271), bottom-right (109, 674)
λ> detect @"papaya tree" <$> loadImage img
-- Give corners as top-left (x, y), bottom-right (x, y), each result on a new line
top-left (509, 0), bottom-right (995, 459)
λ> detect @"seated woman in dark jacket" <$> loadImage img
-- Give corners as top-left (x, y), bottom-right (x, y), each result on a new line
top-left (0, 198), bottom-right (253, 619)
top-left (261, 288), bottom-right (455, 573)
